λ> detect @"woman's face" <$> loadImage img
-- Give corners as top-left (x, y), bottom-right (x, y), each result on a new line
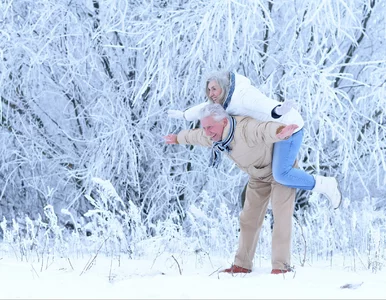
top-left (207, 80), bottom-right (223, 104)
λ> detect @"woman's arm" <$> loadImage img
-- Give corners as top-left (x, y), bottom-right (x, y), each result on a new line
top-left (167, 102), bottom-right (210, 122)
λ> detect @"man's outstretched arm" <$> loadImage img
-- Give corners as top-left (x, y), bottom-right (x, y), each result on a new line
top-left (163, 129), bottom-right (212, 147)
top-left (164, 134), bottom-right (178, 144)
top-left (248, 120), bottom-right (299, 145)
top-left (276, 124), bottom-right (299, 140)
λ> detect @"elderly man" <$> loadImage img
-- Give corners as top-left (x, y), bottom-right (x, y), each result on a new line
top-left (164, 103), bottom-right (300, 274)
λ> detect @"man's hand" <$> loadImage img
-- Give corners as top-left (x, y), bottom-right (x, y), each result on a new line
top-left (276, 124), bottom-right (299, 140)
top-left (163, 134), bottom-right (179, 144)
top-left (275, 100), bottom-right (296, 116)
top-left (167, 110), bottom-right (185, 120)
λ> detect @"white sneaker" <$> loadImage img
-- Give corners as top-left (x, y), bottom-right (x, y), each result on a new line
top-left (313, 176), bottom-right (342, 209)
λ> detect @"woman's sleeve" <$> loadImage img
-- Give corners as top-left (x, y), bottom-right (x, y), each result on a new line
top-left (183, 102), bottom-right (210, 121)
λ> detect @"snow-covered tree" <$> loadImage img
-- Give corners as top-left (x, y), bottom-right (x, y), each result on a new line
top-left (0, 0), bottom-right (385, 262)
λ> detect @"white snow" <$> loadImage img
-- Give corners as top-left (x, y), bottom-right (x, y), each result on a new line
top-left (0, 253), bottom-right (385, 299)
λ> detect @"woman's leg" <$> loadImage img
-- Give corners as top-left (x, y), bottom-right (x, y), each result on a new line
top-left (272, 129), bottom-right (315, 190)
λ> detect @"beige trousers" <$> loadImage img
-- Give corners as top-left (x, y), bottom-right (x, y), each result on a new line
top-left (234, 176), bottom-right (296, 270)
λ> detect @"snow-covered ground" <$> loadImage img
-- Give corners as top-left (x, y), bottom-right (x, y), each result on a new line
top-left (1, 252), bottom-right (385, 299)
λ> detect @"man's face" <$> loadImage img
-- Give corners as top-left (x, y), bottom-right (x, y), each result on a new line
top-left (207, 80), bottom-right (223, 104)
top-left (201, 116), bottom-right (227, 142)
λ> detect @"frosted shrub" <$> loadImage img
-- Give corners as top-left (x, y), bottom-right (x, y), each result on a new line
top-left (366, 226), bottom-right (384, 273)
top-left (184, 190), bottom-right (239, 256)
top-left (83, 177), bottom-right (147, 257)
top-left (294, 195), bottom-right (386, 272)
top-left (43, 205), bottom-right (65, 255)
top-left (0, 217), bottom-right (21, 260)
top-left (0, 214), bottom-right (48, 263)
top-left (143, 211), bottom-right (185, 255)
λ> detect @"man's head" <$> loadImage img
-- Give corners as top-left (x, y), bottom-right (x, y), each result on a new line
top-left (199, 104), bottom-right (229, 142)
top-left (205, 71), bottom-right (230, 104)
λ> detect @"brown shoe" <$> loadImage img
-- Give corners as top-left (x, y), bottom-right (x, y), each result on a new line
top-left (271, 268), bottom-right (291, 274)
top-left (222, 265), bottom-right (251, 274)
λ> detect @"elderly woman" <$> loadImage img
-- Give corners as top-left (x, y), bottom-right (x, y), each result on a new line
top-left (167, 70), bottom-right (341, 209)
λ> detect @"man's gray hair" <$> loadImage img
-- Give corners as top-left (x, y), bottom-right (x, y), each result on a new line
top-left (199, 103), bottom-right (229, 121)
top-left (204, 71), bottom-right (230, 104)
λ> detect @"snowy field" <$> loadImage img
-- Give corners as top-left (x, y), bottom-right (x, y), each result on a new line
top-left (1, 252), bottom-right (385, 299)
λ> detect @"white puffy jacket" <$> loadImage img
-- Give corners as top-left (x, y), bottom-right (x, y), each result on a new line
top-left (183, 72), bottom-right (304, 132)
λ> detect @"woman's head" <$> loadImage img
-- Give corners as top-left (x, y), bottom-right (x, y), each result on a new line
top-left (205, 71), bottom-right (230, 105)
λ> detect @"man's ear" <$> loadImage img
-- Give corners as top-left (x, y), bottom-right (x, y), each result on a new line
top-left (222, 118), bottom-right (228, 127)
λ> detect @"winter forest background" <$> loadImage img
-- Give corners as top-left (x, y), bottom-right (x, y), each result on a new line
top-left (0, 0), bottom-right (385, 272)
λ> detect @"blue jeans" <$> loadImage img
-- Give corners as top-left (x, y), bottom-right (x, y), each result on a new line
top-left (272, 129), bottom-right (315, 190)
